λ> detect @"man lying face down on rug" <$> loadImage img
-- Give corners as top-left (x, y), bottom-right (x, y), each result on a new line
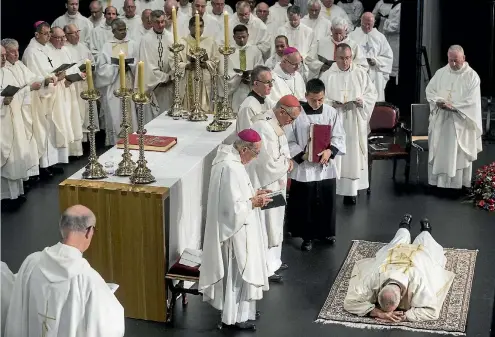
top-left (343, 214), bottom-right (455, 323)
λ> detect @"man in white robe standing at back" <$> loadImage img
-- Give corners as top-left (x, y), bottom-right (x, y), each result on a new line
top-left (247, 95), bottom-right (301, 283)
top-left (425, 45), bottom-right (482, 192)
top-left (269, 0), bottom-right (291, 28)
top-left (321, 43), bottom-right (377, 205)
top-left (179, 0), bottom-right (222, 43)
top-left (269, 47), bottom-right (306, 101)
top-left (301, 0), bottom-right (330, 42)
top-left (349, 12), bottom-right (393, 101)
top-left (52, 0), bottom-right (93, 46)
top-left (89, 6), bottom-right (118, 61)
top-left (320, 0), bottom-right (351, 29)
top-left (199, 129), bottom-right (271, 331)
top-left (88, 0), bottom-right (105, 27)
top-left (265, 35), bottom-right (288, 70)
top-left (337, 0), bottom-right (363, 29)
top-left (121, 0), bottom-right (142, 39)
top-left (5, 205), bottom-right (125, 337)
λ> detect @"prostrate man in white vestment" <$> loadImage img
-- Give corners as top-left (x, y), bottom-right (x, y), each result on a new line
top-left (139, 10), bottom-right (173, 118)
top-left (89, 6), bottom-right (118, 61)
top-left (383, 0), bottom-right (400, 90)
top-left (121, 0), bottom-right (143, 39)
top-left (88, 0), bottom-right (105, 27)
top-left (269, 47), bottom-right (306, 101)
top-left (285, 79), bottom-right (346, 251)
top-left (349, 12), bottom-right (393, 101)
top-left (199, 129), bottom-right (272, 331)
top-left (269, 0), bottom-right (291, 28)
top-left (337, 0), bottom-right (363, 29)
top-left (220, 25), bottom-right (263, 115)
top-left (425, 45), bottom-right (482, 191)
top-left (320, 43), bottom-right (377, 205)
top-left (4, 205), bottom-right (125, 337)
top-left (301, 0), bottom-right (331, 42)
top-left (247, 95), bottom-right (302, 282)
top-left (306, 16), bottom-right (367, 80)
top-left (237, 65), bottom-right (275, 132)
top-left (96, 19), bottom-right (139, 145)
top-left (344, 215), bottom-right (455, 323)
top-left (52, 0), bottom-right (93, 46)
top-left (320, 0), bottom-right (351, 29)
top-left (265, 35), bottom-right (288, 70)
top-left (1, 262), bottom-right (14, 336)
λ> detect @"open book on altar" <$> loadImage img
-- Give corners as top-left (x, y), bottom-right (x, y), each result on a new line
top-left (116, 135), bottom-right (177, 152)
top-left (261, 190), bottom-right (286, 210)
top-left (308, 124), bottom-right (332, 163)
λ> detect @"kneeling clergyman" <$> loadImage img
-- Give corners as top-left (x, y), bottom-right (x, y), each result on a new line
top-left (285, 79), bottom-right (346, 251)
top-left (199, 129), bottom-right (272, 331)
top-left (425, 45), bottom-right (482, 191)
top-left (343, 214), bottom-right (455, 323)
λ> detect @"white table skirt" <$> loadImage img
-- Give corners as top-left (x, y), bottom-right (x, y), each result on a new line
top-left (68, 113), bottom-right (236, 266)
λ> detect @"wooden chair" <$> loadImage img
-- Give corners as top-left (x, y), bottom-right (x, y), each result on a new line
top-left (410, 104), bottom-right (430, 183)
top-left (367, 102), bottom-right (412, 194)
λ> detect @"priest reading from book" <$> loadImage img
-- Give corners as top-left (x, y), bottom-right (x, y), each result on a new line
top-left (5, 205), bottom-right (125, 337)
top-left (176, 16), bottom-right (219, 113)
top-left (343, 215), bottom-right (455, 323)
top-left (236, 65), bottom-right (274, 132)
top-left (425, 45), bottom-right (483, 191)
top-left (96, 19), bottom-right (139, 146)
top-left (219, 25), bottom-right (263, 115)
top-left (349, 12), bottom-right (393, 102)
top-left (246, 95), bottom-right (301, 282)
top-left (306, 16), bottom-right (368, 80)
top-left (321, 43), bottom-right (377, 205)
top-left (1, 261), bottom-right (14, 336)
top-left (268, 47), bottom-right (306, 102)
top-left (285, 79), bottom-right (346, 251)
top-left (199, 129), bottom-right (271, 331)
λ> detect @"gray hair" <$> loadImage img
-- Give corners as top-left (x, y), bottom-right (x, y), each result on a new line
top-left (111, 18), bottom-right (126, 30)
top-left (236, 1), bottom-right (251, 11)
top-left (307, 0), bottom-right (321, 8)
top-left (250, 65), bottom-right (271, 85)
top-left (59, 211), bottom-right (96, 239)
top-left (233, 138), bottom-right (257, 152)
top-left (1, 39), bottom-right (19, 50)
top-left (287, 5), bottom-right (301, 16)
top-left (331, 16), bottom-right (349, 31)
top-left (377, 284), bottom-right (401, 311)
top-left (151, 9), bottom-right (165, 21)
top-left (448, 45), bottom-right (464, 55)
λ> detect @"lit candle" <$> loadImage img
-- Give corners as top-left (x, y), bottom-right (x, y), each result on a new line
top-left (224, 11), bottom-right (229, 49)
top-left (138, 61), bottom-right (145, 95)
top-left (119, 51), bottom-right (126, 89)
top-left (172, 6), bottom-right (178, 44)
top-left (85, 59), bottom-right (94, 91)
top-left (195, 11), bottom-right (200, 48)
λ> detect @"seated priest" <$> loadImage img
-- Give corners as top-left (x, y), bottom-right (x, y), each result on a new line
top-left (343, 214), bottom-right (455, 323)
top-left (219, 24), bottom-right (263, 115)
top-left (265, 35), bottom-right (288, 70)
top-left (4, 205), bottom-right (125, 337)
top-left (269, 47), bottom-right (306, 102)
top-left (425, 45), bottom-right (482, 192)
top-left (199, 129), bottom-right (272, 331)
top-left (1, 261), bottom-right (15, 335)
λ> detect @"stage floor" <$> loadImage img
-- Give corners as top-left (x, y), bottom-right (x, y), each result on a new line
top-left (2, 140), bottom-right (495, 337)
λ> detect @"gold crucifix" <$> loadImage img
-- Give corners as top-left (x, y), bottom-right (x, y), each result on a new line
top-left (38, 301), bottom-right (56, 337)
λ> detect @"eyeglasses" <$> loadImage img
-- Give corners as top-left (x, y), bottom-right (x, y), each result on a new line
top-left (285, 58), bottom-right (301, 68)
top-left (66, 30), bottom-right (81, 35)
top-left (255, 79), bottom-right (274, 86)
top-left (281, 106), bottom-right (296, 121)
top-left (246, 147), bottom-right (260, 157)
top-left (51, 35), bottom-right (67, 41)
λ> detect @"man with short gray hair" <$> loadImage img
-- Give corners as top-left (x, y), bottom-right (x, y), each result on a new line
top-left (5, 205), bottom-right (125, 337)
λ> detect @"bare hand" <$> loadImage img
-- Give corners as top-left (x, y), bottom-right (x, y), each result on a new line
top-left (31, 82), bottom-right (42, 91)
top-left (367, 58), bottom-right (376, 66)
top-left (3, 97), bottom-right (13, 106)
top-left (251, 194), bottom-right (273, 208)
top-left (436, 101), bottom-right (446, 108)
top-left (375, 309), bottom-right (405, 323)
top-left (256, 189), bottom-right (272, 196)
top-left (355, 98), bottom-right (363, 108)
top-left (44, 77), bottom-right (54, 86)
top-left (56, 71), bottom-right (66, 81)
top-left (444, 103), bottom-right (454, 110)
top-left (318, 149), bottom-right (332, 165)
top-left (288, 159), bottom-right (294, 172)
top-left (80, 72), bottom-right (87, 79)
top-left (64, 80), bottom-right (72, 88)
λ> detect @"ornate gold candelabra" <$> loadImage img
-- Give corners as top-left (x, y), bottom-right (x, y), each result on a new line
top-left (80, 89), bottom-right (107, 179)
top-left (188, 47), bottom-right (208, 122)
top-left (207, 60), bottom-right (231, 132)
top-left (114, 88), bottom-right (136, 176)
top-left (217, 46), bottom-right (236, 121)
top-left (168, 43), bottom-right (187, 120)
top-left (130, 92), bottom-right (155, 184)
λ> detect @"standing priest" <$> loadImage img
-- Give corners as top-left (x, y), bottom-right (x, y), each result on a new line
top-left (200, 129), bottom-right (272, 331)
top-left (425, 45), bottom-right (482, 191)
top-left (321, 43), bottom-right (377, 205)
top-left (269, 47), bottom-right (306, 101)
top-left (52, 0), bottom-right (93, 46)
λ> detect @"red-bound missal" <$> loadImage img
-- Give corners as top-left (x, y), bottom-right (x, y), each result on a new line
top-left (116, 134), bottom-right (177, 152)
top-left (308, 124), bottom-right (332, 163)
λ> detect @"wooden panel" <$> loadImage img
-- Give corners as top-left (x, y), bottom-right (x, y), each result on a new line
top-left (59, 179), bottom-right (169, 322)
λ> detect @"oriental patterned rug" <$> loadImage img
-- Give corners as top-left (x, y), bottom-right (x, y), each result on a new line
top-left (316, 240), bottom-right (477, 335)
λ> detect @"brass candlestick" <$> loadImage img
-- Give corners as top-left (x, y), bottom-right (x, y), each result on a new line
top-left (188, 47), bottom-right (208, 122)
top-left (80, 89), bottom-right (107, 180)
top-left (217, 46), bottom-right (236, 121)
top-left (130, 92), bottom-right (155, 184)
top-left (207, 60), bottom-right (231, 132)
top-left (168, 43), bottom-right (187, 120)
top-left (114, 88), bottom-right (136, 176)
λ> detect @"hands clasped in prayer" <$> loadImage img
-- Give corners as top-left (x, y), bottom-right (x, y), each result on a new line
top-left (371, 308), bottom-right (406, 323)
top-left (251, 189), bottom-right (273, 208)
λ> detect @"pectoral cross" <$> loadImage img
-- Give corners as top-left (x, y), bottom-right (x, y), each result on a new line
top-left (38, 301), bottom-right (56, 337)
top-left (446, 83), bottom-right (455, 103)
top-left (341, 88), bottom-right (349, 103)
top-left (47, 56), bottom-right (53, 68)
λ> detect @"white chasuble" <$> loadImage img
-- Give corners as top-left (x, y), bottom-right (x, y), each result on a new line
top-left (179, 14), bottom-right (222, 44)
top-left (269, 63), bottom-right (306, 102)
top-left (236, 94), bottom-right (274, 132)
top-left (199, 145), bottom-right (269, 325)
top-left (88, 24), bottom-right (114, 61)
top-left (349, 27), bottom-right (393, 101)
top-left (121, 15), bottom-right (142, 40)
top-left (1, 262), bottom-right (14, 335)
top-left (425, 63), bottom-right (482, 188)
top-left (301, 16), bottom-right (331, 42)
top-left (320, 63), bottom-right (377, 196)
top-left (269, 2), bottom-right (291, 28)
top-left (229, 14), bottom-right (271, 58)
top-left (4, 243), bottom-right (125, 337)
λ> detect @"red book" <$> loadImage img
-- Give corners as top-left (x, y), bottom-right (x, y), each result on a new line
top-left (116, 134), bottom-right (177, 152)
top-left (308, 124), bottom-right (332, 163)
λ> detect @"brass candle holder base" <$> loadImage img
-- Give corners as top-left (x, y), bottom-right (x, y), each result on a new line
top-left (207, 119), bottom-right (232, 132)
top-left (80, 89), bottom-right (107, 180)
top-left (114, 88), bottom-right (136, 176)
top-left (218, 46), bottom-right (236, 121)
top-left (188, 47), bottom-right (208, 122)
top-left (169, 43), bottom-right (188, 120)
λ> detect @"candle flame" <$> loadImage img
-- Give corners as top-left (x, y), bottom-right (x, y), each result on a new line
top-left (224, 10), bottom-right (228, 15)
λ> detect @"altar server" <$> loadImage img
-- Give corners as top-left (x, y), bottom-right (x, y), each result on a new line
top-left (1, 262), bottom-right (14, 336)
top-left (320, 43), bottom-right (377, 205)
top-left (247, 95), bottom-right (301, 281)
top-left (349, 12), bottom-right (393, 101)
top-left (301, 0), bottom-right (331, 42)
top-left (320, 0), bottom-right (351, 29)
top-left (200, 129), bottom-right (271, 331)
top-left (265, 35), bottom-right (288, 70)
top-left (52, 0), bottom-right (93, 46)
top-left (425, 45), bottom-right (482, 190)
top-left (96, 19), bottom-right (139, 145)
top-left (269, 0), bottom-right (291, 28)
top-left (285, 79), bottom-right (346, 251)
top-left (336, 0), bottom-right (363, 29)
top-left (269, 47), bottom-right (306, 101)
top-left (89, 6), bottom-right (118, 61)
top-left (5, 205), bottom-right (125, 337)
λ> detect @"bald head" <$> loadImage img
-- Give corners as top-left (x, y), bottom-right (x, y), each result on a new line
top-left (60, 205), bottom-right (96, 237)
top-left (164, 0), bottom-right (178, 14)
top-left (255, 2), bottom-right (269, 22)
top-left (89, 0), bottom-right (102, 10)
top-left (361, 12), bottom-right (375, 33)
top-left (63, 23), bottom-right (78, 34)
top-left (378, 284), bottom-right (401, 312)
top-left (447, 45), bottom-right (465, 71)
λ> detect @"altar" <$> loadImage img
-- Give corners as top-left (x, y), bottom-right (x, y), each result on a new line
top-left (58, 113), bottom-right (236, 322)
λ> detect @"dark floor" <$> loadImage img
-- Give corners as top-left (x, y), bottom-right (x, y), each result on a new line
top-left (2, 142), bottom-right (495, 337)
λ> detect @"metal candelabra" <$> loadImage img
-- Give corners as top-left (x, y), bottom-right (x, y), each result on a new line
top-left (168, 43), bottom-right (187, 120)
top-left (217, 46), bottom-right (236, 121)
top-left (188, 47), bottom-right (208, 122)
top-left (114, 88), bottom-right (136, 176)
top-left (130, 92), bottom-right (155, 184)
top-left (207, 59), bottom-right (231, 132)
top-left (80, 89), bottom-right (107, 179)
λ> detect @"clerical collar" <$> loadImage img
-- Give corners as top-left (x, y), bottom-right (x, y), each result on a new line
top-left (248, 90), bottom-right (265, 104)
top-left (66, 12), bottom-right (79, 19)
top-left (301, 101), bottom-right (323, 115)
top-left (154, 29), bottom-right (163, 35)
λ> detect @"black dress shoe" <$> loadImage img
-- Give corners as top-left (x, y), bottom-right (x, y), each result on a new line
top-left (234, 322), bottom-right (256, 330)
top-left (323, 236), bottom-right (336, 244)
top-left (49, 166), bottom-right (65, 174)
top-left (420, 218), bottom-right (432, 233)
top-left (255, 311), bottom-right (261, 319)
top-left (343, 196), bottom-right (356, 205)
top-left (39, 168), bottom-right (53, 180)
top-left (278, 263), bottom-right (289, 271)
top-left (301, 240), bottom-right (313, 251)
top-left (268, 274), bottom-right (283, 283)
top-left (399, 214), bottom-right (413, 230)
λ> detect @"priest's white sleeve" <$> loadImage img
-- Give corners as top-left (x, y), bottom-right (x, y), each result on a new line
top-left (1, 262), bottom-right (15, 336)
top-left (404, 275), bottom-right (439, 321)
top-left (358, 72), bottom-right (378, 121)
top-left (374, 36), bottom-right (393, 76)
top-left (286, 122), bottom-right (305, 158)
top-left (331, 108), bottom-right (346, 155)
top-left (343, 267), bottom-right (378, 316)
top-left (305, 41), bottom-right (324, 80)
top-left (94, 50), bottom-right (118, 89)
